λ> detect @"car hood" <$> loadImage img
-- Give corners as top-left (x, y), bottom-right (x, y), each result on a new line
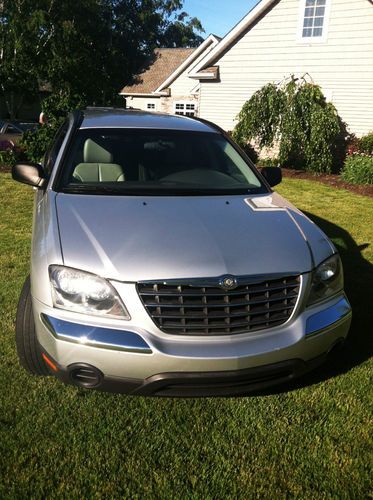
top-left (55, 192), bottom-right (334, 282)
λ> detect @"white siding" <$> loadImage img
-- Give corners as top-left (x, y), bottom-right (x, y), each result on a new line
top-left (198, 0), bottom-right (373, 136)
top-left (123, 95), bottom-right (199, 115)
top-left (125, 96), bottom-right (161, 112)
top-left (169, 44), bottom-right (215, 96)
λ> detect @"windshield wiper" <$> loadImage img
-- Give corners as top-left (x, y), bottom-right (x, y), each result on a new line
top-left (60, 184), bottom-right (267, 196)
top-left (62, 185), bottom-right (126, 194)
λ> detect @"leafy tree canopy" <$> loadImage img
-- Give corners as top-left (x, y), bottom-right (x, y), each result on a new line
top-left (0, 0), bottom-right (204, 118)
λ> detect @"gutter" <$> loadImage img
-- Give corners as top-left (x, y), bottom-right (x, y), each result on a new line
top-left (119, 92), bottom-right (169, 97)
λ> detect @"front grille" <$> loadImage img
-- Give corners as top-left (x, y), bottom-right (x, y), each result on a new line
top-left (137, 275), bottom-right (301, 336)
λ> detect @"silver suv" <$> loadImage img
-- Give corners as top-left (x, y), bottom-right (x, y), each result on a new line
top-left (12, 108), bottom-right (351, 396)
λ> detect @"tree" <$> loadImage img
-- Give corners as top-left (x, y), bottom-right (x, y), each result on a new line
top-left (0, 0), bottom-right (46, 119)
top-left (0, 0), bottom-right (204, 119)
top-left (233, 76), bottom-right (344, 174)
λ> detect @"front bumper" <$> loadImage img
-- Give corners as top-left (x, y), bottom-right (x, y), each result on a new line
top-left (50, 356), bottom-right (329, 397)
top-left (34, 294), bottom-right (352, 396)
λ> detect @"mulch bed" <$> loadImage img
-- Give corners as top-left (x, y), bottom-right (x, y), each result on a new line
top-left (281, 168), bottom-right (373, 198)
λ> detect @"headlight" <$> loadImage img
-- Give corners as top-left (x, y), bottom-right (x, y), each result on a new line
top-left (49, 266), bottom-right (130, 319)
top-left (307, 254), bottom-right (344, 306)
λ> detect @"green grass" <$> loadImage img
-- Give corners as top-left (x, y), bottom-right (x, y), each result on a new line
top-left (0, 173), bottom-right (372, 498)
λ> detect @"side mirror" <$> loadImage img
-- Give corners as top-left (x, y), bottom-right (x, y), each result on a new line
top-left (261, 167), bottom-right (282, 187)
top-left (12, 162), bottom-right (47, 188)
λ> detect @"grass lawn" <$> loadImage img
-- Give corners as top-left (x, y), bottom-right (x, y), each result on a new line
top-left (0, 173), bottom-right (372, 498)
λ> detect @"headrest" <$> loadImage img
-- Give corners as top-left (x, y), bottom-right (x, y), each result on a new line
top-left (84, 138), bottom-right (113, 163)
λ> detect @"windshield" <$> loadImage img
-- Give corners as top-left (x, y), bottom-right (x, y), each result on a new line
top-left (58, 128), bottom-right (267, 196)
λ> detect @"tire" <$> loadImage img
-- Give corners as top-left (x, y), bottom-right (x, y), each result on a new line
top-left (15, 275), bottom-right (49, 375)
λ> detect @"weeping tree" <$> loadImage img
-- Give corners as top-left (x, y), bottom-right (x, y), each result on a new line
top-left (233, 76), bottom-right (344, 174)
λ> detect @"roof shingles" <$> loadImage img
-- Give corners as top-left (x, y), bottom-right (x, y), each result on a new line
top-left (121, 48), bottom-right (195, 94)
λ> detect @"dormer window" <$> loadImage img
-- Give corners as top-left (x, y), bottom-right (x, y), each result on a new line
top-left (300, 0), bottom-right (330, 41)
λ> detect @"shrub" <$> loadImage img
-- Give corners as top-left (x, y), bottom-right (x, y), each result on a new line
top-left (358, 131), bottom-right (373, 156)
top-left (0, 148), bottom-right (17, 169)
top-left (256, 157), bottom-right (280, 168)
top-left (21, 91), bottom-right (86, 163)
top-left (233, 76), bottom-right (344, 174)
top-left (346, 136), bottom-right (360, 156)
top-left (341, 155), bottom-right (373, 185)
top-left (21, 122), bottom-right (62, 164)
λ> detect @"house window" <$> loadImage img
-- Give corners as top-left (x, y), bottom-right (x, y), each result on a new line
top-left (174, 102), bottom-right (196, 117)
top-left (301, 0), bottom-right (328, 39)
top-left (147, 103), bottom-right (156, 110)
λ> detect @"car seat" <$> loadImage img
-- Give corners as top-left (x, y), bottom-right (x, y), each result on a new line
top-left (73, 139), bottom-right (125, 182)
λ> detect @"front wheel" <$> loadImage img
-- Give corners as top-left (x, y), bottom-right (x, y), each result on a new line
top-left (15, 276), bottom-right (49, 375)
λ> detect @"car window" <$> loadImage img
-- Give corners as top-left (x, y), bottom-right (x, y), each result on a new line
top-left (59, 129), bottom-right (267, 196)
top-left (43, 121), bottom-right (69, 175)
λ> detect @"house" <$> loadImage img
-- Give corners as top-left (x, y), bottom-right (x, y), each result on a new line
top-left (189, 0), bottom-right (373, 136)
top-left (120, 34), bottom-right (220, 116)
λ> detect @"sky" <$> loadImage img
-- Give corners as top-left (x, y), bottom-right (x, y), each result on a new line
top-left (183, 0), bottom-right (260, 38)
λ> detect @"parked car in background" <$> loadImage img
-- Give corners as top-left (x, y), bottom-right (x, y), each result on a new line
top-left (11, 108), bottom-right (352, 397)
top-left (0, 121), bottom-right (38, 150)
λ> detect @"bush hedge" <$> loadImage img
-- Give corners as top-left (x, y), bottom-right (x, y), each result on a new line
top-left (341, 155), bottom-right (373, 185)
top-left (358, 131), bottom-right (373, 156)
top-left (21, 122), bottom-right (61, 164)
top-left (0, 148), bottom-right (17, 169)
top-left (256, 157), bottom-right (280, 168)
top-left (20, 91), bottom-right (86, 164)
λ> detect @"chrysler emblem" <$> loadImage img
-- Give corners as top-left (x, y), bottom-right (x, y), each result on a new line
top-left (219, 275), bottom-right (238, 291)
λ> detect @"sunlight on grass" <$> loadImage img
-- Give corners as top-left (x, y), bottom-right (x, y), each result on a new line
top-left (277, 179), bottom-right (373, 261)
top-left (0, 174), bottom-right (372, 498)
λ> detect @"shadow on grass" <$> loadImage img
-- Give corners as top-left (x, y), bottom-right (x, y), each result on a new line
top-left (258, 211), bottom-right (373, 395)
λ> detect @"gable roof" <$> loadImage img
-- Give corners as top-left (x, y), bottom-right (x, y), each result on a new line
top-left (120, 34), bottom-right (221, 96)
top-left (120, 48), bottom-right (195, 95)
top-left (153, 34), bottom-right (221, 92)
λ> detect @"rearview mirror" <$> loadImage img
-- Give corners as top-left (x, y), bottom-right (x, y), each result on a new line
top-left (261, 167), bottom-right (282, 187)
top-left (12, 162), bottom-right (47, 188)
